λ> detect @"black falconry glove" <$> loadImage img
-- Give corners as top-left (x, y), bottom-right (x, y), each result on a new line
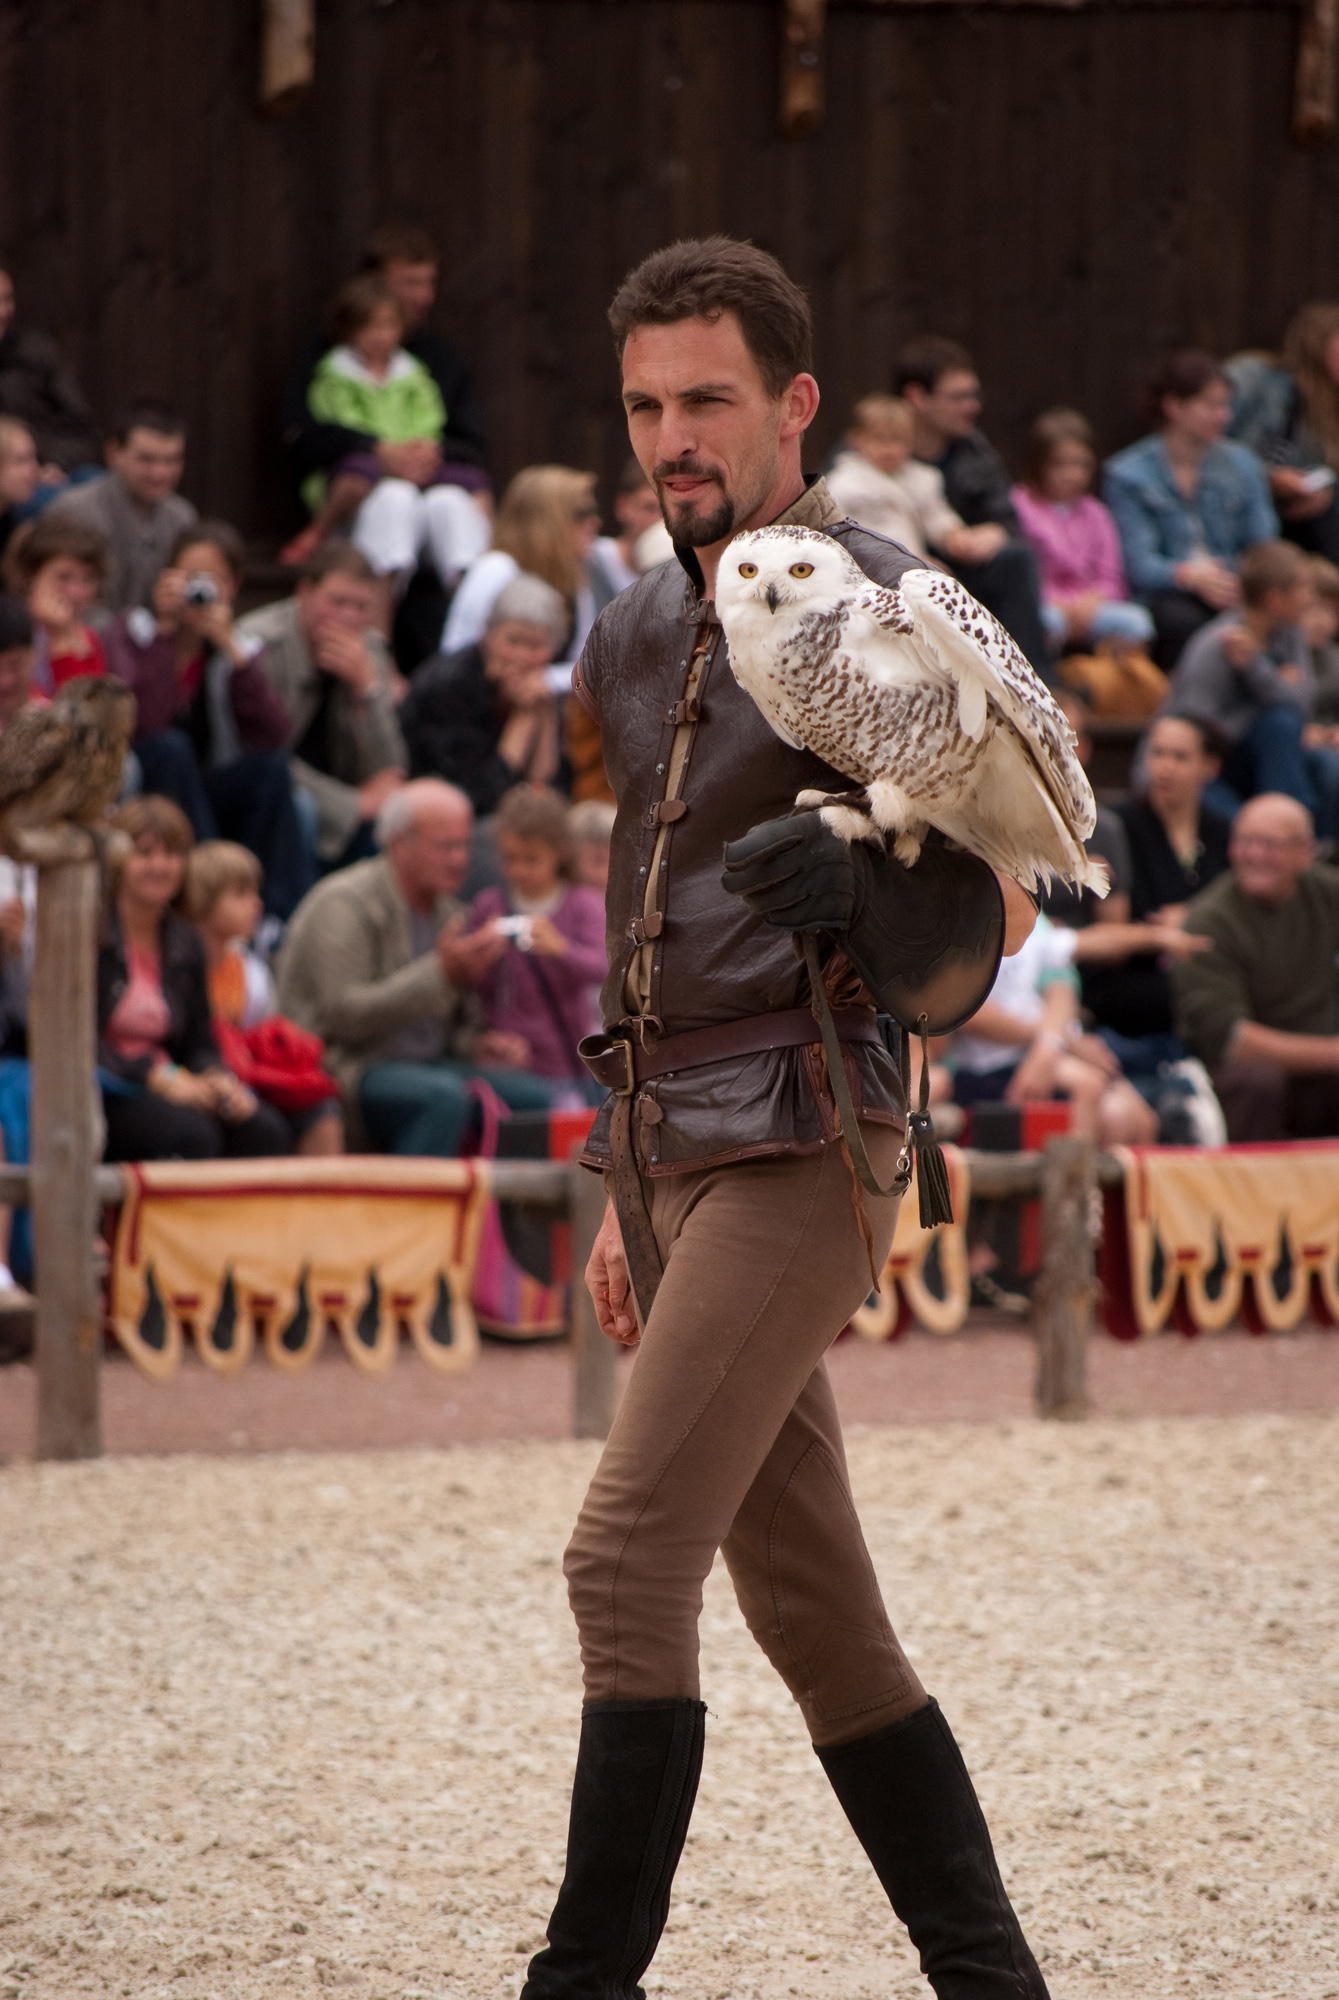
top-left (721, 813), bottom-right (1005, 1036)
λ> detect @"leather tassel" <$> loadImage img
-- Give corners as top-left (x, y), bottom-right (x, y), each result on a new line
top-left (911, 1014), bottom-right (954, 1229)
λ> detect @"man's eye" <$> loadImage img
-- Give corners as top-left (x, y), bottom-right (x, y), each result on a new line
top-left (789, 562), bottom-right (814, 578)
top-left (738, 562), bottom-right (759, 578)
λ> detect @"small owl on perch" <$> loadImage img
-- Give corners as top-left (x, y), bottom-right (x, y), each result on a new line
top-left (715, 526), bottom-right (1105, 898)
top-left (0, 675), bottom-right (137, 857)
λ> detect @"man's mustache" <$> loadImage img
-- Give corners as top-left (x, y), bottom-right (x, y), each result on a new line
top-left (653, 459), bottom-right (724, 490)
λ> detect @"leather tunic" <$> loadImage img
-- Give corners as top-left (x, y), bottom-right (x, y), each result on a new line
top-left (577, 479), bottom-right (925, 1175)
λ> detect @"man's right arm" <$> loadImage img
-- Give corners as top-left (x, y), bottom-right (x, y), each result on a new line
top-left (1228, 1019), bottom-right (1339, 1071)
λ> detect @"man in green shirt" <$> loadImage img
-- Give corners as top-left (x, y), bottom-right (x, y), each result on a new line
top-left (1173, 792), bottom-right (1339, 1138)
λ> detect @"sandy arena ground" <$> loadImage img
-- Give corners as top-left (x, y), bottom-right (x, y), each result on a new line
top-left (2, 1418), bottom-right (1337, 2000)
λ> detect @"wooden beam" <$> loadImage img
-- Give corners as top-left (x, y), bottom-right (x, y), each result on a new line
top-left (780, 0), bottom-right (826, 138)
top-left (259, 0), bottom-right (314, 115)
top-left (1031, 1136), bottom-right (1095, 1421)
top-left (1296, 0), bottom-right (1338, 141)
top-left (32, 850), bottom-right (103, 1461)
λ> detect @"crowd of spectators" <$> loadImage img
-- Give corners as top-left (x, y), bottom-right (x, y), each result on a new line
top-left (2, 224), bottom-right (1339, 1315)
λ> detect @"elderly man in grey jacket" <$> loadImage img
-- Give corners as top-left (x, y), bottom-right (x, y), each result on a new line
top-left (276, 777), bottom-right (552, 1152)
top-left (238, 541), bottom-right (408, 868)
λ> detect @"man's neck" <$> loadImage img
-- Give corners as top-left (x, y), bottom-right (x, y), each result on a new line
top-left (695, 465), bottom-right (807, 600)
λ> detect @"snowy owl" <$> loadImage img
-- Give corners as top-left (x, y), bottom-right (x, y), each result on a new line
top-left (714, 524), bottom-right (1105, 897)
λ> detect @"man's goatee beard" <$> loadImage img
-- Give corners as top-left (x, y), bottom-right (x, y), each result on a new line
top-left (661, 491), bottom-right (736, 549)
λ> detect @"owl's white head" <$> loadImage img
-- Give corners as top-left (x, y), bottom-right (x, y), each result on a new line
top-left (715, 526), bottom-right (864, 637)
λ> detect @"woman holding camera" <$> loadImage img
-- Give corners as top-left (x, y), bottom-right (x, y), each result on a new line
top-left (104, 520), bottom-right (315, 919)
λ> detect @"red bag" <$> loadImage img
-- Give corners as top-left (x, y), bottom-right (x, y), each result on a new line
top-left (213, 1015), bottom-right (341, 1113)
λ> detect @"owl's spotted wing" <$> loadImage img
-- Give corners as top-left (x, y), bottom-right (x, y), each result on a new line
top-left (0, 710), bottom-right (75, 810)
top-left (864, 567), bottom-right (1095, 842)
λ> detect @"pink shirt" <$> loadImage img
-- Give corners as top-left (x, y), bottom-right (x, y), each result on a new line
top-left (1010, 485), bottom-right (1131, 603)
top-left (105, 944), bottom-right (172, 1064)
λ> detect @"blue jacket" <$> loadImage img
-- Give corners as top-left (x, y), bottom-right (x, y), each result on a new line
top-left (1102, 433), bottom-right (1278, 596)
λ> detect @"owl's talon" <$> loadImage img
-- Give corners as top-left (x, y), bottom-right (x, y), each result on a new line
top-left (819, 804), bottom-right (883, 846)
top-left (892, 830), bottom-right (924, 867)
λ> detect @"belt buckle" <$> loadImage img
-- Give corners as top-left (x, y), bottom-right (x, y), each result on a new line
top-left (610, 1036), bottom-right (637, 1097)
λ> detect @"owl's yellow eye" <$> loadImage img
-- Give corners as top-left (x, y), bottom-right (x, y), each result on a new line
top-left (789, 562), bottom-right (814, 578)
top-left (738, 561), bottom-right (758, 578)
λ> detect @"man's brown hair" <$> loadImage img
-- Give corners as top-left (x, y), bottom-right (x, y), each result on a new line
top-left (1239, 538), bottom-right (1305, 608)
top-left (300, 538), bottom-right (377, 588)
top-left (607, 237), bottom-right (812, 399)
top-left (893, 336), bottom-right (975, 397)
top-left (361, 222), bottom-right (438, 271)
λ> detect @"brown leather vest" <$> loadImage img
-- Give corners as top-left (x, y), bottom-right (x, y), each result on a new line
top-left (578, 495), bottom-right (925, 1175)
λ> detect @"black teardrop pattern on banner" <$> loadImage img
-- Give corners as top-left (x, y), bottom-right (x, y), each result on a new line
top-left (428, 1274), bottom-right (455, 1348)
top-left (1203, 1224), bottom-right (1228, 1301)
top-left (1271, 1223), bottom-right (1294, 1302)
top-left (1148, 1227), bottom-right (1166, 1301)
top-left (280, 1266), bottom-right (311, 1353)
top-left (210, 1269), bottom-right (238, 1353)
top-left (139, 1263), bottom-right (167, 1351)
top-left (355, 1270), bottom-right (381, 1348)
top-left (921, 1232), bottom-right (947, 1302)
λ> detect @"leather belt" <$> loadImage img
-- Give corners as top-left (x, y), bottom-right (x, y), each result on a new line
top-left (578, 1006), bottom-right (883, 1097)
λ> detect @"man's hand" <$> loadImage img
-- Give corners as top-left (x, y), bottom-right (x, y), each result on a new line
top-left (587, 1196), bottom-right (638, 1344)
top-left (438, 914), bottom-right (509, 986)
top-left (473, 1028), bottom-right (531, 1069)
top-left (356, 767), bottom-right (404, 821)
top-left (1271, 467), bottom-right (1334, 521)
top-left (1175, 557), bottom-right (1240, 610)
top-left (313, 623), bottom-right (379, 696)
top-left (945, 522), bottom-right (1008, 566)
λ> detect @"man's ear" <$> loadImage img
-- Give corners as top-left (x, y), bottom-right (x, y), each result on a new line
top-left (781, 372), bottom-right (821, 441)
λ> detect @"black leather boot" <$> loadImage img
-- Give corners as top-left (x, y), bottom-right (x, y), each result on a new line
top-left (815, 1699), bottom-right (1049, 1998)
top-left (522, 1697), bottom-right (706, 2000)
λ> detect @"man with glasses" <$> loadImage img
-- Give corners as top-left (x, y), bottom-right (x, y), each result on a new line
top-left (895, 335), bottom-right (1050, 672)
top-left (277, 776), bottom-right (550, 1152)
top-left (1172, 790), bottom-right (1339, 1138)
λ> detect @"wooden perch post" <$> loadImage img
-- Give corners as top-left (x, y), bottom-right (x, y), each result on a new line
top-left (260, 0), bottom-right (315, 114)
top-left (568, 1160), bottom-right (619, 1439)
top-left (780, 0), bottom-right (826, 138)
top-left (19, 827), bottom-right (104, 1460)
top-left (1032, 1135), bottom-right (1094, 1421)
top-left (1296, 0), bottom-right (1338, 144)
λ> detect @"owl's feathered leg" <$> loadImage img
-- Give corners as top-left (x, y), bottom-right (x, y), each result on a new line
top-left (794, 788), bottom-right (884, 848)
top-left (865, 780), bottom-right (928, 868)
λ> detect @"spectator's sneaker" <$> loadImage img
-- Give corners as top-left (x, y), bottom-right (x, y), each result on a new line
top-left (1155, 1059), bottom-right (1227, 1147)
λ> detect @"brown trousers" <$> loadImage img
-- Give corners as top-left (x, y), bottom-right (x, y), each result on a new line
top-left (1211, 1059), bottom-right (1339, 1143)
top-left (564, 1127), bottom-right (927, 1749)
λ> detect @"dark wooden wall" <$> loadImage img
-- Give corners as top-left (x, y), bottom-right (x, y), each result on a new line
top-left (2, 0), bottom-right (1336, 534)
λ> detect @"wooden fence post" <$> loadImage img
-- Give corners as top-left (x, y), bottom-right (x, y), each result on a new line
top-left (29, 835), bottom-right (103, 1460)
top-left (1032, 1134), bottom-right (1094, 1421)
top-left (568, 1162), bottom-right (618, 1440)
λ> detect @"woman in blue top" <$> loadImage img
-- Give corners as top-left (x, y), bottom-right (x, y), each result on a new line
top-left (1104, 351), bottom-right (1278, 671)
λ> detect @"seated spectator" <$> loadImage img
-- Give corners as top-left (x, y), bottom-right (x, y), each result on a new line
top-left (279, 221), bottom-right (488, 518)
top-left (3, 511), bottom-right (108, 690)
top-left (183, 840), bottom-right (342, 1156)
top-left (893, 336), bottom-right (1050, 671)
top-left (237, 541), bottom-right (407, 871)
top-left (1302, 554), bottom-right (1339, 730)
top-left (49, 399), bottom-right (197, 615)
top-left (103, 521), bottom-right (313, 920)
top-left (1164, 539), bottom-right (1339, 837)
top-left (0, 262), bottom-right (101, 478)
top-left (98, 797), bottom-right (291, 1163)
top-left (464, 787), bottom-right (607, 1106)
top-left (826, 393), bottom-right (976, 562)
top-left (277, 778), bottom-right (551, 1154)
top-left (0, 418), bottom-right (41, 561)
top-left (569, 798), bottom-right (615, 895)
top-left (1011, 408), bottom-right (1157, 661)
top-left (952, 912), bottom-right (1158, 1145)
top-left (1227, 304), bottom-right (1339, 565)
top-left (1173, 792), bottom-right (1339, 1139)
top-left (592, 458), bottom-right (665, 594)
top-left (442, 465), bottom-right (614, 675)
top-left (401, 575), bottom-right (569, 814)
top-left (1104, 351), bottom-right (1278, 671)
top-left (282, 276), bottom-right (490, 594)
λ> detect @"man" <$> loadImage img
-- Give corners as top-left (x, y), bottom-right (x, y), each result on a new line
top-left (48, 400), bottom-right (196, 613)
top-left (1172, 791), bottom-right (1339, 1140)
top-left (278, 223), bottom-right (488, 508)
top-left (1165, 538), bottom-right (1339, 836)
top-left (520, 237), bottom-right (1048, 2000)
top-left (591, 456), bottom-right (666, 592)
top-left (276, 777), bottom-right (550, 1153)
top-left (0, 263), bottom-right (101, 476)
top-left (894, 335), bottom-right (1050, 673)
top-left (238, 540), bottom-right (407, 869)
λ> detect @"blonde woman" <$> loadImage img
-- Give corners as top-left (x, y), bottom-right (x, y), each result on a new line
top-left (441, 464), bottom-right (613, 676)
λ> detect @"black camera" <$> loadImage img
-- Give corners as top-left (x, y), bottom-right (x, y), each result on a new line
top-left (184, 573), bottom-right (220, 607)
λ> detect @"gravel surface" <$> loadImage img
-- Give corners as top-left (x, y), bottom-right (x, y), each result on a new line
top-left (2, 1418), bottom-right (1337, 2000)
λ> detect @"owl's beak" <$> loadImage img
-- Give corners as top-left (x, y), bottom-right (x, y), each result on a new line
top-left (764, 583), bottom-right (779, 613)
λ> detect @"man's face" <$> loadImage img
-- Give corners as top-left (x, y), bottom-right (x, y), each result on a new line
top-left (299, 572), bottom-right (377, 640)
top-left (614, 483), bottom-right (663, 543)
top-left (905, 368), bottom-right (982, 444)
top-left (391, 797), bottom-right (473, 902)
top-left (109, 427), bottom-right (186, 506)
top-left (381, 258), bottom-right (437, 332)
top-left (621, 313), bottom-right (813, 550)
top-left (0, 271), bottom-right (14, 340)
top-left (1229, 799), bottom-right (1314, 903)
